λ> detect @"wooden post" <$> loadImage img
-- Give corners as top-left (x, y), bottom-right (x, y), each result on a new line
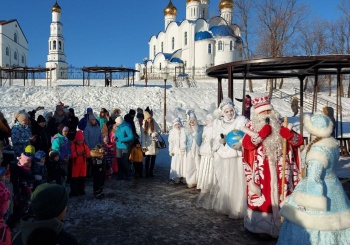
top-left (281, 116), bottom-right (288, 202)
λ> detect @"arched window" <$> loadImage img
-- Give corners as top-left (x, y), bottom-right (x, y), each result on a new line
top-left (153, 45), bottom-right (156, 57)
top-left (53, 41), bottom-right (56, 50)
top-left (184, 32), bottom-right (188, 46)
top-left (6, 47), bottom-right (9, 56)
top-left (172, 37), bottom-right (175, 50)
top-left (208, 44), bottom-right (212, 54)
top-left (59, 41), bottom-right (62, 50)
top-left (161, 42), bottom-right (163, 52)
top-left (230, 40), bottom-right (233, 51)
top-left (21, 55), bottom-right (25, 64)
top-left (14, 51), bottom-right (17, 60)
top-left (14, 33), bottom-right (17, 43)
top-left (218, 41), bottom-right (223, 51)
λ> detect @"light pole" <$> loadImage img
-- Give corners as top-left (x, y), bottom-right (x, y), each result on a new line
top-left (162, 70), bottom-right (169, 133)
top-left (143, 57), bottom-right (148, 87)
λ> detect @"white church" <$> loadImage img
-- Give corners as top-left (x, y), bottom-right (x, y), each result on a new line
top-left (135, 0), bottom-right (243, 81)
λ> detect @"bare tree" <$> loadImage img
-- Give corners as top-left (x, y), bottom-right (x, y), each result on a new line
top-left (254, 0), bottom-right (308, 94)
top-left (234, 0), bottom-right (255, 92)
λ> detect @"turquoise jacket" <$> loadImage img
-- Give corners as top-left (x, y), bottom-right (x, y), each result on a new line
top-left (114, 122), bottom-right (134, 150)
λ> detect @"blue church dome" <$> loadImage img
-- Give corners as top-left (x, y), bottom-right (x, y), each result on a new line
top-left (170, 57), bottom-right (183, 63)
top-left (210, 25), bottom-right (233, 37)
top-left (195, 31), bottom-right (213, 41)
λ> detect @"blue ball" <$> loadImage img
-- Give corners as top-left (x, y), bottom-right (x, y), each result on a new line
top-left (226, 130), bottom-right (245, 148)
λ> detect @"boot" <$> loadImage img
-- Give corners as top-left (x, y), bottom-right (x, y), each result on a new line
top-left (145, 161), bottom-right (150, 178)
top-left (78, 177), bottom-right (86, 195)
top-left (149, 161), bottom-right (155, 177)
top-left (69, 178), bottom-right (79, 197)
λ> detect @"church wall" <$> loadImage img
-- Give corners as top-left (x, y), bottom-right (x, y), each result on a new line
top-left (0, 21), bottom-right (28, 67)
top-left (214, 37), bottom-right (236, 65)
top-left (195, 39), bottom-right (214, 68)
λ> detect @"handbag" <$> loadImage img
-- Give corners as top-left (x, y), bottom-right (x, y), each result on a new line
top-left (155, 132), bottom-right (166, 149)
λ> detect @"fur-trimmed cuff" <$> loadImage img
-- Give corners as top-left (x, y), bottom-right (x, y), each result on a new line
top-left (293, 192), bottom-right (327, 211)
top-left (251, 135), bottom-right (262, 145)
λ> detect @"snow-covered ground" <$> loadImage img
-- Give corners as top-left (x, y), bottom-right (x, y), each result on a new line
top-left (1, 77), bottom-right (350, 178)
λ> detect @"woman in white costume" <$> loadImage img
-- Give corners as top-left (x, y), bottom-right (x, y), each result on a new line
top-left (210, 98), bottom-right (247, 219)
top-left (168, 117), bottom-right (186, 184)
top-left (196, 114), bottom-right (215, 192)
top-left (184, 110), bottom-right (203, 188)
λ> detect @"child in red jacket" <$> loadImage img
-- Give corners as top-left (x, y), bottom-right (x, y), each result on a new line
top-left (70, 130), bottom-right (90, 197)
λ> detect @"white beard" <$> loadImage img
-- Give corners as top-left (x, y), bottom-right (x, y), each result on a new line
top-left (251, 110), bottom-right (283, 164)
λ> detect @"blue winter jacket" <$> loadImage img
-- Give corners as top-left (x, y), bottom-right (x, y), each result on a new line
top-left (114, 122), bottom-right (134, 150)
top-left (83, 122), bottom-right (102, 150)
top-left (51, 133), bottom-right (71, 161)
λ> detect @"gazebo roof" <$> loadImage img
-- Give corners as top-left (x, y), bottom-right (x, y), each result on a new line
top-left (206, 55), bottom-right (350, 79)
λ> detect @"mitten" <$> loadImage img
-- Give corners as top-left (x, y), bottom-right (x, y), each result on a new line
top-left (280, 126), bottom-right (293, 140)
top-left (258, 124), bottom-right (272, 139)
top-left (232, 142), bottom-right (242, 150)
top-left (219, 134), bottom-right (226, 145)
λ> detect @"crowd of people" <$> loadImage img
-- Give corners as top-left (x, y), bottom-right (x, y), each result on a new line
top-left (0, 104), bottom-right (163, 244)
top-left (0, 94), bottom-right (350, 244)
top-left (168, 95), bottom-right (350, 244)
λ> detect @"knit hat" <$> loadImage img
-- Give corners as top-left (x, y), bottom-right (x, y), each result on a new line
top-left (0, 167), bottom-right (6, 177)
top-left (115, 116), bottom-right (123, 125)
top-left (34, 150), bottom-right (46, 161)
top-left (129, 109), bottom-right (136, 116)
top-left (136, 107), bottom-right (143, 114)
top-left (100, 108), bottom-right (108, 113)
top-left (144, 111), bottom-right (152, 120)
top-left (31, 183), bottom-right (68, 220)
top-left (74, 130), bottom-right (84, 141)
top-left (17, 153), bottom-right (32, 167)
top-left (304, 112), bottom-right (333, 138)
top-left (25, 145), bottom-right (36, 155)
top-left (62, 126), bottom-right (69, 132)
top-left (219, 98), bottom-right (235, 112)
top-left (49, 151), bottom-right (59, 159)
top-left (87, 107), bottom-right (93, 113)
top-left (37, 115), bottom-right (46, 123)
top-left (252, 96), bottom-right (273, 114)
top-left (15, 112), bottom-right (27, 123)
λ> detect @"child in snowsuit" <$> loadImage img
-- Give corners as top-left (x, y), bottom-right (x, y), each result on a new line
top-left (129, 139), bottom-right (143, 178)
top-left (70, 131), bottom-right (90, 197)
top-left (46, 151), bottom-right (66, 185)
top-left (10, 153), bottom-right (34, 227)
top-left (32, 150), bottom-right (48, 190)
top-left (90, 145), bottom-right (106, 199)
top-left (102, 136), bottom-right (114, 180)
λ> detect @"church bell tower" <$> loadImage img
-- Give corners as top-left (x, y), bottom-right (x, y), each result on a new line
top-left (46, 1), bottom-right (68, 81)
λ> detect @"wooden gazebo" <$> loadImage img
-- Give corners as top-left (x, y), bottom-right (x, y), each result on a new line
top-left (0, 66), bottom-right (55, 86)
top-left (206, 55), bottom-right (350, 154)
top-left (81, 66), bottom-right (139, 87)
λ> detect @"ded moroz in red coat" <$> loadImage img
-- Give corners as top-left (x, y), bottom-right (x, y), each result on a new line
top-left (241, 119), bottom-right (303, 237)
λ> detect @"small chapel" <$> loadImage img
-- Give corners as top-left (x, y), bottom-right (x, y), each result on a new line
top-left (135, 0), bottom-right (243, 81)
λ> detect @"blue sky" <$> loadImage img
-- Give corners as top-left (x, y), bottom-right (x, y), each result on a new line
top-left (0, 0), bottom-right (341, 68)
